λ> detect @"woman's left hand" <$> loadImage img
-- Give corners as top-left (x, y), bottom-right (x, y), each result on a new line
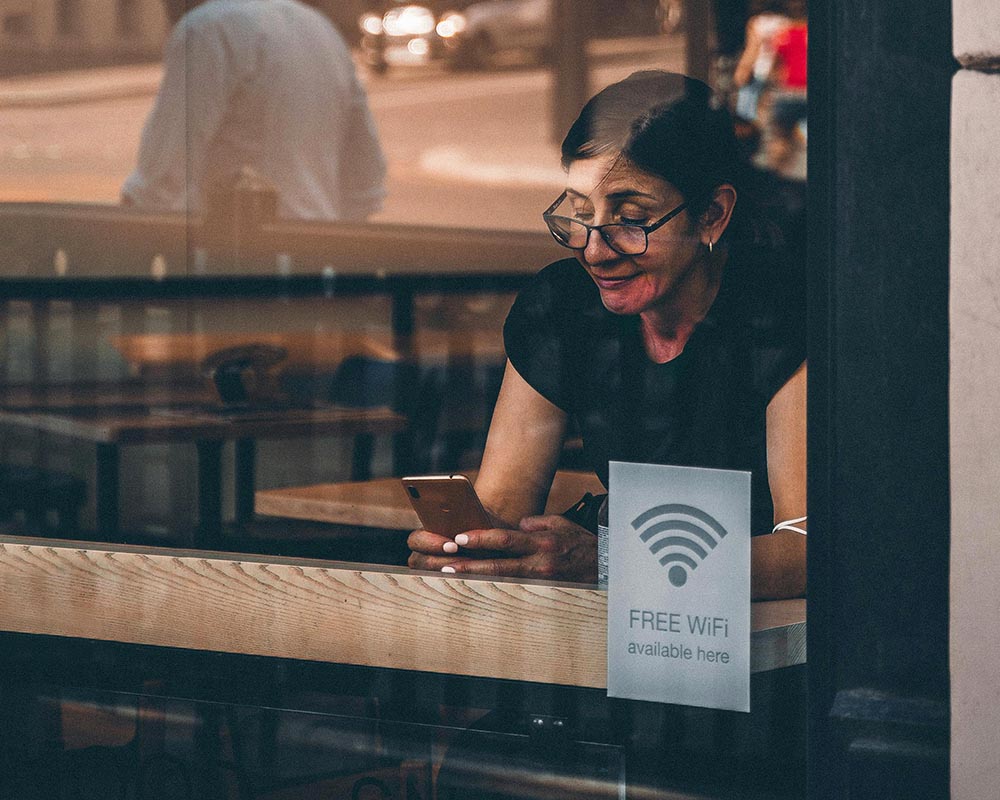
top-left (410, 514), bottom-right (598, 582)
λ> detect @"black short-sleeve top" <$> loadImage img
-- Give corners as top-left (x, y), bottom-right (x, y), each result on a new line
top-left (503, 250), bottom-right (805, 536)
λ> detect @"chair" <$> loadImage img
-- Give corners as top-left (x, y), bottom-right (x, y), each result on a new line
top-left (231, 355), bottom-right (433, 562)
top-left (0, 464), bottom-right (87, 536)
top-left (224, 697), bottom-right (432, 800)
top-left (326, 354), bottom-right (437, 480)
top-left (2, 685), bottom-right (194, 800)
top-left (285, 349), bottom-right (502, 477)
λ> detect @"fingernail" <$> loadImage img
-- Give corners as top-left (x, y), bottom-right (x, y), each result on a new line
top-left (454, 534), bottom-right (469, 546)
top-left (441, 566), bottom-right (456, 574)
top-left (443, 541), bottom-right (458, 554)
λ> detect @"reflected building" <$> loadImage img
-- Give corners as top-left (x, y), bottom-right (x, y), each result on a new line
top-left (0, 0), bottom-right (168, 58)
top-left (0, 0), bottom-right (363, 59)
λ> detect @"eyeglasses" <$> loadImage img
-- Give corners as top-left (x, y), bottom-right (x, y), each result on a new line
top-left (542, 190), bottom-right (689, 256)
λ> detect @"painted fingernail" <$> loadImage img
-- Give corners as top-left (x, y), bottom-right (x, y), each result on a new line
top-left (443, 541), bottom-right (458, 554)
top-left (454, 534), bottom-right (469, 546)
top-left (441, 566), bottom-right (456, 574)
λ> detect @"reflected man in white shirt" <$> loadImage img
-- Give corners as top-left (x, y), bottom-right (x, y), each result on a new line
top-left (122, 0), bottom-right (387, 221)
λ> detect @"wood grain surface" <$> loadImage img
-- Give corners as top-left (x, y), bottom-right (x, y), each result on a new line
top-left (255, 469), bottom-right (607, 529)
top-left (0, 537), bottom-right (805, 687)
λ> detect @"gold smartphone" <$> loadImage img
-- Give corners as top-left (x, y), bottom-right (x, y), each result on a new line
top-left (400, 474), bottom-right (491, 538)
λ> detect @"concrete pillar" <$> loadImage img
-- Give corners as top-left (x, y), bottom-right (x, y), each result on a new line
top-left (33, 0), bottom-right (58, 47)
top-left (137, 0), bottom-right (169, 48)
top-left (78, 0), bottom-right (117, 49)
top-left (550, 0), bottom-right (590, 145)
top-left (950, 1), bottom-right (1000, 794)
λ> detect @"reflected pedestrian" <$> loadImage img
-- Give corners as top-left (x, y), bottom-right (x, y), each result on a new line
top-left (765, 0), bottom-right (808, 175)
top-left (122, 0), bottom-right (386, 221)
top-left (732, 0), bottom-right (790, 123)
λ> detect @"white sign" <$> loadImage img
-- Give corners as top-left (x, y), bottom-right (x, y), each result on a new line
top-left (607, 462), bottom-right (751, 712)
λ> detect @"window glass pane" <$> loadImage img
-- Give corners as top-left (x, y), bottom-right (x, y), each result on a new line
top-left (0, 3), bottom-right (807, 798)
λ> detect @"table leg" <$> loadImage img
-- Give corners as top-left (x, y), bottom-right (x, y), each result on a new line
top-left (391, 282), bottom-right (415, 340)
top-left (197, 440), bottom-right (224, 550)
top-left (351, 432), bottom-right (375, 482)
top-left (95, 443), bottom-right (120, 542)
top-left (234, 438), bottom-right (256, 526)
top-left (192, 702), bottom-right (228, 798)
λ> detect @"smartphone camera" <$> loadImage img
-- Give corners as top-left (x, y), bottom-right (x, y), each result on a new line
top-left (406, 486), bottom-right (420, 500)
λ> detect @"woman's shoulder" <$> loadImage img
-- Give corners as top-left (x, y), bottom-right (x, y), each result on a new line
top-left (530, 257), bottom-right (595, 292)
top-left (503, 259), bottom-right (605, 412)
top-left (514, 258), bottom-right (602, 318)
top-left (504, 259), bottom-right (611, 358)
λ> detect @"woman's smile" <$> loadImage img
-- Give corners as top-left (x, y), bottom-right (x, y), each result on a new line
top-left (591, 271), bottom-right (641, 290)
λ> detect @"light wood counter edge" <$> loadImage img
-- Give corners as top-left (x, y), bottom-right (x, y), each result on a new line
top-left (0, 537), bottom-right (804, 688)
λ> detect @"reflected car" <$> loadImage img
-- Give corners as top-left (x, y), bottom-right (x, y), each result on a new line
top-left (358, 0), bottom-right (681, 74)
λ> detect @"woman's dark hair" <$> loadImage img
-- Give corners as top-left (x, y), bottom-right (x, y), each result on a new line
top-left (561, 71), bottom-right (758, 241)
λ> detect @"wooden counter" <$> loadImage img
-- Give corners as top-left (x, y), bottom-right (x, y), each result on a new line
top-left (0, 537), bottom-right (805, 687)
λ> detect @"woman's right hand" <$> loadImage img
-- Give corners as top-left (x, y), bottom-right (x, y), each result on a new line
top-left (406, 528), bottom-right (462, 572)
top-left (407, 526), bottom-right (508, 571)
top-left (407, 514), bottom-right (598, 582)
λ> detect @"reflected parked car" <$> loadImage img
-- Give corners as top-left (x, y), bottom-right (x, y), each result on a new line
top-left (358, 0), bottom-right (681, 73)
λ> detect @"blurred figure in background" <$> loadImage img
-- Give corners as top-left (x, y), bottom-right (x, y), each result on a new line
top-left (122, 0), bottom-right (386, 221)
top-left (732, 0), bottom-right (790, 123)
top-left (765, 0), bottom-right (807, 175)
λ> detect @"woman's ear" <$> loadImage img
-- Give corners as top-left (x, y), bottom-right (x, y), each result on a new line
top-left (699, 184), bottom-right (737, 247)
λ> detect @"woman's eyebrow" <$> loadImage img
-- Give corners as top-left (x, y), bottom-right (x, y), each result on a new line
top-left (604, 189), bottom-right (660, 202)
top-left (564, 188), bottom-right (662, 204)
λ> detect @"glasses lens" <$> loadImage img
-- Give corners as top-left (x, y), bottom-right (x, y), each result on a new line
top-left (545, 216), bottom-right (589, 249)
top-left (602, 225), bottom-right (647, 255)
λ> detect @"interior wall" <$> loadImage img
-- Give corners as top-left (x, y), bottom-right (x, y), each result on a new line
top-left (950, 0), bottom-right (1000, 794)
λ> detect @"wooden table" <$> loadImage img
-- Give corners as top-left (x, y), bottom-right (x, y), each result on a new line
top-left (255, 469), bottom-right (607, 530)
top-left (108, 329), bottom-right (506, 374)
top-left (0, 537), bottom-right (806, 684)
top-left (0, 389), bottom-right (406, 548)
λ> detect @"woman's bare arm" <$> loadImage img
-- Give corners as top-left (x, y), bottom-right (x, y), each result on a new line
top-left (733, 19), bottom-right (764, 87)
top-left (474, 360), bottom-right (568, 526)
top-left (407, 359), bottom-right (576, 575)
top-left (752, 360), bottom-right (807, 599)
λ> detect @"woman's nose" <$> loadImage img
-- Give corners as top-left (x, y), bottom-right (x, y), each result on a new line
top-left (581, 227), bottom-right (619, 265)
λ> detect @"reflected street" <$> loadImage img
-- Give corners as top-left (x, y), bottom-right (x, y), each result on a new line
top-left (0, 34), bottom-right (682, 231)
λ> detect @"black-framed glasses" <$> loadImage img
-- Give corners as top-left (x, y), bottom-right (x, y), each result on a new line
top-left (542, 190), bottom-right (689, 256)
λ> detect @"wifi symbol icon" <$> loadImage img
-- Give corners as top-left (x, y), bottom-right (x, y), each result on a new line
top-left (631, 504), bottom-right (729, 587)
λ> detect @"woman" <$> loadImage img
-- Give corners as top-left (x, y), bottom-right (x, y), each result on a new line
top-left (408, 71), bottom-right (806, 600)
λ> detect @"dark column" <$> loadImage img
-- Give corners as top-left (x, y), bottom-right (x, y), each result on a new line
top-left (683, 0), bottom-right (713, 83)
top-left (550, 0), bottom-right (590, 144)
top-left (234, 437), bottom-right (256, 526)
top-left (713, 0), bottom-right (749, 58)
top-left (807, 0), bottom-right (954, 797)
top-left (196, 440), bottom-right (224, 549)
top-left (95, 443), bottom-right (121, 542)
